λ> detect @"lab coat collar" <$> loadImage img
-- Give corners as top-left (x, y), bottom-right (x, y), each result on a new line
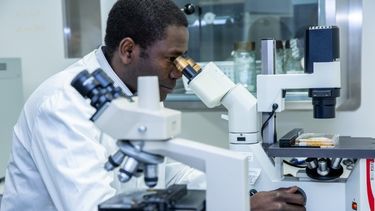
top-left (95, 46), bottom-right (133, 97)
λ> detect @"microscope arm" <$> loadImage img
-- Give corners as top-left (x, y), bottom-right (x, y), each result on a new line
top-left (182, 61), bottom-right (258, 144)
top-left (92, 97), bottom-right (181, 140)
top-left (143, 137), bottom-right (249, 211)
top-left (257, 61), bottom-right (341, 113)
top-left (72, 70), bottom-right (250, 211)
top-left (94, 90), bottom-right (253, 211)
top-left (174, 57), bottom-right (280, 181)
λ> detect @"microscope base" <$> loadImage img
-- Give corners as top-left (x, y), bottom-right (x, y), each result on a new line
top-left (98, 184), bottom-right (205, 211)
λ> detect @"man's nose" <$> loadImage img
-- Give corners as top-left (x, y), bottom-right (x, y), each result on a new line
top-left (169, 67), bottom-right (183, 79)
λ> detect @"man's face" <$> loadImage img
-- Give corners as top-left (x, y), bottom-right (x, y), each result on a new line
top-left (130, 26), bottom-right (189, 101)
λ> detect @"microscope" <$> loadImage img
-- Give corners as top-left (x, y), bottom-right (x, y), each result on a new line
top-left (176, 26), bottom-right (375, 211)
top-left (257, 26), bottom-right (374, 211)
top-left (70, 69), bottom-right (249, 211)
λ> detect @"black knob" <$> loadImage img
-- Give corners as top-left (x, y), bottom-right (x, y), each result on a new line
top-left (182, 3), bottom-right (195, 15)
top-left (249, 189), bottom-right (257, 196)
top-left (71, 70), bottom-right (96, 98)
top-left (92, 69), bottom-right (113, 88)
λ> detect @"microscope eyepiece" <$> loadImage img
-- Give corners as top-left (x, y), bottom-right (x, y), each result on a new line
top-left (70, 70), bottom-right (96, 97)
top-left (174, 56), bottom-right (201, 82)
top-left (71, 69), bottom-right (125, 110)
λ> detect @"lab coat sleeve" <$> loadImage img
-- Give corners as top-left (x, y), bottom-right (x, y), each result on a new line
top-left (29, 89), bottom-right (116, 211)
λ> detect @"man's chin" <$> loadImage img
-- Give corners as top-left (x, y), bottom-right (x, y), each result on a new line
top-left (159, 86), bottom-right (174, 101)
top-left (160, 92), bottom-right (168, 101)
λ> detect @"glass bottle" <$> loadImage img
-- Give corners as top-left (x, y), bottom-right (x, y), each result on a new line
top-left (275, 40), bottom-right (285, 74)
top-left (231, 41), bottom-right (256, 92)
top-left (284, 39), bottom-right (303, 73)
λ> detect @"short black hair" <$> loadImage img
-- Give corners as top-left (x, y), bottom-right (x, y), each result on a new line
top-left (104, 0), bottom-right (188, 58)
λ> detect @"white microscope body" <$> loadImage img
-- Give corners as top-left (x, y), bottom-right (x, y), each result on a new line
top-left (71, 70), bottom-right (249, 211)
top-left (178, 26), bottom-right (374, 211)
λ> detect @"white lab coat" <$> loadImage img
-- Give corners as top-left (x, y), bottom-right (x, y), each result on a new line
top-left (0, 47), bottom-right (206, 211)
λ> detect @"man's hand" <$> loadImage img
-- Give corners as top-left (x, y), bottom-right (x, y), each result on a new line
top-left (250, 186), bottom-right (306, 211)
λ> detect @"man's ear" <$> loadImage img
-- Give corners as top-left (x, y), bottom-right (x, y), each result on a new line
top-left (118, 37), bottom-right (136, 64)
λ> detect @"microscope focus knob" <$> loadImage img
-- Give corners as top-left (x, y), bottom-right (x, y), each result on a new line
top-left (182, 3), bottom-right (195, 15)
top-left (138, 126), bottom-right (147, 133)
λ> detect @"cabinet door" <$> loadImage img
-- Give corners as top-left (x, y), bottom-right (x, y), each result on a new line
top-left (63, 0), bottom-right (362, 111)
top-left (167, 0), bottom-right (362, 111)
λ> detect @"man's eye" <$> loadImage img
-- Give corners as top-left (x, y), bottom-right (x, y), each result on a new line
top-left (169, 57), bottom-right (176, 62)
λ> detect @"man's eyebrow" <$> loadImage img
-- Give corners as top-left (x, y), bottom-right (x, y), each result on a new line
top-left (169, 50), bottom-right (188, 56)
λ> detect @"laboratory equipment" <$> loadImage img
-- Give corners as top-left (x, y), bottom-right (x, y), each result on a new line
top-left (258, 26), bottom-right (341, 119)
top-left (174, 56), bottom-right (258, 146)
top-left (176, 26), bottom-right (374, 211)
top-left (256, 26), bottom-right (374, 211)
top-left (231, 41), bottom-right (256, 92)
top-left (71, 69), bottom-right (249, 211)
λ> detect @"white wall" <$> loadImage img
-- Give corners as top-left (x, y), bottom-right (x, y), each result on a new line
top-left (0, 0), bottom-right (77, 177)
top-left (0, 0), bottom-right (77, 97)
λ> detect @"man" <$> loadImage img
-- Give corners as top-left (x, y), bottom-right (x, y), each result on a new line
top-left (0, 0), bottom-right (305, 210)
